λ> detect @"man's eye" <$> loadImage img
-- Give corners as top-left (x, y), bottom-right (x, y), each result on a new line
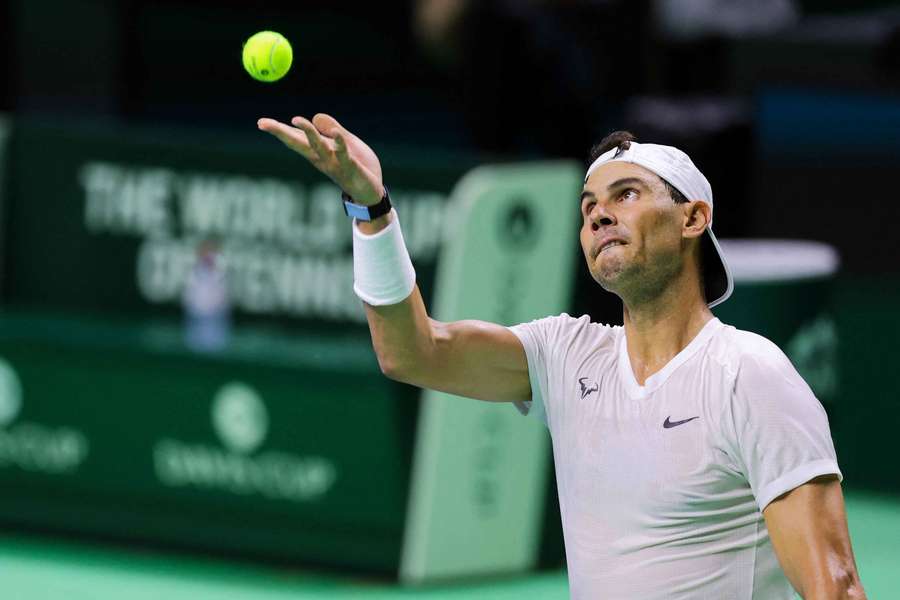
top-left (583, 202), bottom-right (596, 215)
top-left (619, 189), bottom-right (637, 201)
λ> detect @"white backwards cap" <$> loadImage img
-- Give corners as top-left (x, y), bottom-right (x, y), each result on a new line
top-left (585, 141), bottom-right (734, 308)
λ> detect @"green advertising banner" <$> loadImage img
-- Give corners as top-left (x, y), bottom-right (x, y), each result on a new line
top-left (3, 118), bottom-right (475, 331)
top-left (0, 311), bottom-right (418, 571)
top-left (0, 116), bottom-right (477, 572)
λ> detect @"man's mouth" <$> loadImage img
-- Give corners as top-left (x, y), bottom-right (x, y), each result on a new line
top-left (594, 239), bottom-right (627, 258)
top-left (600, 240), bottom-right (625, 253)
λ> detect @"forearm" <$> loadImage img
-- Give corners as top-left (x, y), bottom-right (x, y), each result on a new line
top-left (765, 478), bottom-right (866, 600)
top-left (364, 286), bottom-right (440, 380)
top-left (351, 209), bottom-right (438, 379)
top-left (351, 205), bottom-right (526, 399)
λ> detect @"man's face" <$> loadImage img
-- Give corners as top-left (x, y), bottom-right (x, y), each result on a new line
top-left (579, 161), bottom-right (688, 300)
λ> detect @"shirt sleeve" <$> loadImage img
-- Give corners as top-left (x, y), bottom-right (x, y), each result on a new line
top-left (507, 313), bottom-right (588, 429)
top-left (724, 339), bottom-right (842, 511)
top-left (507, 320), bottom-right (550, 426)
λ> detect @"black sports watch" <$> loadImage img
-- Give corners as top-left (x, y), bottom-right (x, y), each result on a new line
top-left (342, 186), bottom-right (392, 221)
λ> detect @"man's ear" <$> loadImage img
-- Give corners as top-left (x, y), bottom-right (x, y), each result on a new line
top-left (683, 200), bottom-right (711, 240)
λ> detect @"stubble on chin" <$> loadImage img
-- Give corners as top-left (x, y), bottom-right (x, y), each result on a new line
top-left (591, 254), bottom-right (627, 291)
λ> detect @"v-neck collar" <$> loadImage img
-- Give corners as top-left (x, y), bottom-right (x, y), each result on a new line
top-left (617, 317), bottom-right (723, 399)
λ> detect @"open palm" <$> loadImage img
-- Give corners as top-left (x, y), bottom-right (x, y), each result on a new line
top-left (258, 113), bottom-right (384, 206)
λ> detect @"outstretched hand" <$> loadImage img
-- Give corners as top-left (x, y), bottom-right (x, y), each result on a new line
top-left (258, 113), bottom-right (384, 206)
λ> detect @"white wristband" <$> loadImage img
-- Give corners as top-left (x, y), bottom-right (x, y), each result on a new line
top-left (351, 209), bottom-right (416, 305)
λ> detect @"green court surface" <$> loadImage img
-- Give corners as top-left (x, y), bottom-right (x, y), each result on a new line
top-left (1, 490), bottom-right (896, 599)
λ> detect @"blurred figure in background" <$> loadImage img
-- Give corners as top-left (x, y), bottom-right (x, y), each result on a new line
top-left (183, 239), bottom-right (231, 352)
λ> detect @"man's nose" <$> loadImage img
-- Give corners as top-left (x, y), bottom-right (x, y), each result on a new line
top-left (590, 202), bottom-right (616, 228)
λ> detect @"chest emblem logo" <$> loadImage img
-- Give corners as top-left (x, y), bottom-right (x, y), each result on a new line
top-left (663, 416), bottom-right (700, 429)
top-left (578, 377), bottom-right (599, 399)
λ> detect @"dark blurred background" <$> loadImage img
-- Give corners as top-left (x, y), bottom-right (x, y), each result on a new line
top-left (1, 0), bottom-right (900, 593)
top-left (6, 0), bottom-right (900, 270)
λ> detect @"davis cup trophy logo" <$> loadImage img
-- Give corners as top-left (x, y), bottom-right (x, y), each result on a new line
top-left (0, 358), bottom-right (23, 428)
top-left (211, 382), bottom-right (269, 455)
top-left (155, 379), bottom-right (336, 501)
top-left (0, 357), bottom-right (89, 474)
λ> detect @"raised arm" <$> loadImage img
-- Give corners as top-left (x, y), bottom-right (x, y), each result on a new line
top-left (258, 113), bottom-right (531, 402)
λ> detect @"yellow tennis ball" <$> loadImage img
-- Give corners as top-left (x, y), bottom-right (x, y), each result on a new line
top-left (242, 31), bottom-right (293, 83)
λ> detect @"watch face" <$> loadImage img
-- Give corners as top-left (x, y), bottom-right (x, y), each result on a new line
top-left (342, 188), bottom-right (391, 221)
top-left (343, 200), bottom-right (373, 221)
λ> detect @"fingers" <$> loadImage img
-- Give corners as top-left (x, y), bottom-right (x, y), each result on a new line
top-left (258, 117), bottom-right (301, 138)
top-left (312, 113), bottom-right (346, 138)
top-left (333, 132), bottom-right (355, 169)
top-left (259, 115), bottom-right (363, 186)
top-left (292, 116), bottom-right (332, 159)
top-left (257, 118), bottom-right (315, 160)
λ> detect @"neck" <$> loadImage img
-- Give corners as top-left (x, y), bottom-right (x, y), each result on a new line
top-left (620, 273), bottom-right (713, 386)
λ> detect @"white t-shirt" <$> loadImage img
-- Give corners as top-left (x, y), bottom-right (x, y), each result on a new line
top-left (509, 315), bottom-right (841, 600)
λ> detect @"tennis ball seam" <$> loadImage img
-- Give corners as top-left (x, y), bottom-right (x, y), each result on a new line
top-left (268, 35), bottom-right (281, 77)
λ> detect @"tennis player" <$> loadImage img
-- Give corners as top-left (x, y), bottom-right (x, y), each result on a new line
top-left (259, 114), bottom-right (866, 599)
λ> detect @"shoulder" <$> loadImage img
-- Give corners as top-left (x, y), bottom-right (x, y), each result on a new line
top-left (524, 312), bottom-right (617, 336)
top-left (708, 323), bottom-right (798, 384)
top-left (510, 312), bottom-right (619, 352)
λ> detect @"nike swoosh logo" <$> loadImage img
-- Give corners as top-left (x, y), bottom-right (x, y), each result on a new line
top-left (663, 416), bottom-right (700, 429)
